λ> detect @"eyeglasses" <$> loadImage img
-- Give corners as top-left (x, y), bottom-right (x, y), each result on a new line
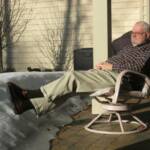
top-left (131, 32), bottom-right (145, 36)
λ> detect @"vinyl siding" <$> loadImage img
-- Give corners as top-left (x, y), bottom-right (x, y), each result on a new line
top-left (112, 0), bottom-right (149, 40)
top-left (5, 0), bottom-right (149, 71)
top-left (9, 0), bottom-right (93, 71)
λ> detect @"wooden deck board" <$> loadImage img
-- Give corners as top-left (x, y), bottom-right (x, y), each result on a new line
top-left (51, 100), bottom-right (150, 150)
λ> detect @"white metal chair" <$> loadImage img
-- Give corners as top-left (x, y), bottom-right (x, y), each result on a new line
top-left (84, 70), bottom-right (150, 135)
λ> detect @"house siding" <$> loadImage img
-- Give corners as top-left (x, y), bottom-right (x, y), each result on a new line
top-left (6, 0), bottom-right (149, 71)
top-left (112, 0), bottom-right (149, 40)
top-left (9, 0), bottom-right (93, 71)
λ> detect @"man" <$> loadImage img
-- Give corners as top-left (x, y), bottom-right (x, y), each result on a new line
top-left (8, 21), bottom-right (150, 116)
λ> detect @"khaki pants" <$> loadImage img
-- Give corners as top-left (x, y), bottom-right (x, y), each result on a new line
top-left (30, 69), bottom-right (119, 115)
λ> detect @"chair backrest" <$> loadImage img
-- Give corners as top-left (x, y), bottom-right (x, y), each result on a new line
top-left (111, 31), bottom-right (131, 55)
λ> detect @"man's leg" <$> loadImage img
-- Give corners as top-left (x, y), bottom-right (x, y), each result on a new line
top-left (30, 69), bottom-right (118, 115)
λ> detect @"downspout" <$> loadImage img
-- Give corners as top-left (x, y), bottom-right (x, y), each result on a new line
top-left (146, 0), bottom-right (150, 23)
top-left (139, 0), bottom-right (144, 21)
top-left (4, 0), bottom-right (13, 71)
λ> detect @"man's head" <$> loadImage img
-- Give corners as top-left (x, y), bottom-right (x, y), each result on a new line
top-left (131, 21), bottom-right (150, 46)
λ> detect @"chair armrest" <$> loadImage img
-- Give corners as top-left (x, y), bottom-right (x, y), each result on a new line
top-left (90, 87), bottom-right (114, 97)
top-left (112, 70), bottom-right (150, 103)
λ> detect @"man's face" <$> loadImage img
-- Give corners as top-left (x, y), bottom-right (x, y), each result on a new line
top-left (131, 25), bottom-right (148, 46)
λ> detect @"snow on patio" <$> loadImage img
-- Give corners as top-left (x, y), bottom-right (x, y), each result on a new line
top-left (0, 72), bottom-right (90, 150)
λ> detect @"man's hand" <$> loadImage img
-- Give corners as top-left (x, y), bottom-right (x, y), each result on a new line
top-left (96, 62), bottom-right (113, 70)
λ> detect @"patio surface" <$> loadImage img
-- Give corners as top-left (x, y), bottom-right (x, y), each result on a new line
top-left (51, 99), bottom-right (150, 150)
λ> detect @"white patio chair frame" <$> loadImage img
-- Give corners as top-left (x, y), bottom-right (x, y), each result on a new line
top-left (84, 70), bottom-right (150, 135)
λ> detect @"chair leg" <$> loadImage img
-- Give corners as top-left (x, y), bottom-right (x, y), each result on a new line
top-left (108, 114), bottom-right (113, 122)
top-left (115, 113), bottom-right (124, 133)
top-left (85, 114), bottom-right (102, 129)
top-left (130, 113), bottom-right (147, 128)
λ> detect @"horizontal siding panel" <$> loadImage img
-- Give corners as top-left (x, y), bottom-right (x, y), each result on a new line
top-left (10, 58), bottom-right (51, 65)
top-left (112, 21), bottom-right (137, 27)
top-left (112, 2), bottom-right (140, 8)
top-left (112, 0), bottom-right (139, 2)
top-left (112, 14), bottom-right (140, 19)
top-left (112, 8), bottom-right (140, 14)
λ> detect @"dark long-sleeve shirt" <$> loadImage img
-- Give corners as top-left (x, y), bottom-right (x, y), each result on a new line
top-left (107, 41), bottom-right (150, 73)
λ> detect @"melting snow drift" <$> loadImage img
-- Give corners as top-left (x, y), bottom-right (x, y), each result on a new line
top-left (0, 72), bottom-right (90, 150)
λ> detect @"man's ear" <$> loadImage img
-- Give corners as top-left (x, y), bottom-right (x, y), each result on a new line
top-left (146, 32), bottom-right (150, 39)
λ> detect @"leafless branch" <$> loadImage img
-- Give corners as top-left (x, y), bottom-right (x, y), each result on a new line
top-left (0, 0), bottom-right (32, 71)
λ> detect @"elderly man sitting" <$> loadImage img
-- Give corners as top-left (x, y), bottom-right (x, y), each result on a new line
top-left (8, 21), bottom-right (150, 116)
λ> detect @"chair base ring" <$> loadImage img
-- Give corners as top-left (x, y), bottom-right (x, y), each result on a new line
top-left (84, 113), bottom-right (147, 135)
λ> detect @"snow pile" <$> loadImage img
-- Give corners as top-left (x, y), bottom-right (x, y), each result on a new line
top-left (0, 72), bottom-right (90, 150)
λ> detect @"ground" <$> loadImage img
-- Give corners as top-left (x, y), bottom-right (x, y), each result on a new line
top-left (51, 100), bottom-right (150, 150)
